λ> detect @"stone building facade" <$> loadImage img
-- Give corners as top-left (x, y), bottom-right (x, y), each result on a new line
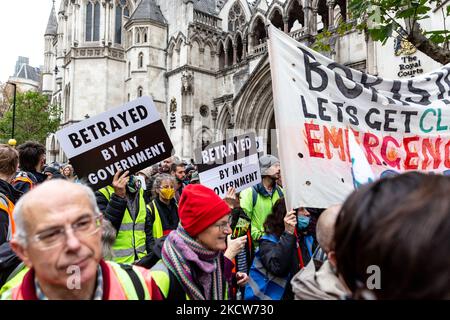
top-left (43, 0), bottom-right (445, 162)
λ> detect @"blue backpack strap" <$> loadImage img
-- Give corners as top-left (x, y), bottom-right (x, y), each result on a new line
top-left (275, 186), bottom-right (283, 198)
top-left (260, 234), bottom-right (279, 243)
top-left (252, 186), bottom-right (258, 208)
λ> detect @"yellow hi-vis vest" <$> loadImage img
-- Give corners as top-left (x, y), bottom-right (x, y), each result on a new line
top-left (150, 260), bottom-right (229, 300)
top-left (0, 193), bottom-right (15, 241)
top-left (98, 186), bottom-right (147, 264)
top-left (146, 200), bottom-right (163, 240)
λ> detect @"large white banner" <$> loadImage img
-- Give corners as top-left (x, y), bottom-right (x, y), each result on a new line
top-left (268, 25), bottom-right (450, 209)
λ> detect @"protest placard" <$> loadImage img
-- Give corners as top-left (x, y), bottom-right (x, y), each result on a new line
top-left (56, 96), bottom-right (174, 190)
top-left (268, 25), bottom-right (450, 209)
top-left (194, 133), bottom-right (261, 198)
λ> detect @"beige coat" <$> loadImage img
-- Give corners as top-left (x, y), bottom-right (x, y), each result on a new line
top-left (291, 259), bottom-right (349, 300)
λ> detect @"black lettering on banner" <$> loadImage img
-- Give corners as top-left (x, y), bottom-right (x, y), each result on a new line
top-left (328, 63), bottom-right (363, 99)
top-left (317, 97), bottom-right (331, 122)
top-left (215, 171), bottom-right (258, 195)
top-left (301, 95), bottom-right (317, 119)
top-left (360, 73), bottom-right (383, 102)
top-left (432, 71), bottom-right (446, 99)
top-left (346, 105), bottom-right (359, 126)
top-left (384, 110), bottom-right (397, 132)
top-left (365, 108), bottom-right (381, 130)
top-left (80, 129), bottom-right (91, 144)
top-left (232, 163), bottom-right (243, 175)
top-left (97, 121), bottom-right (110, 136)
top-left (69, 133), bottom-right (83, 148)
top-left (333, 102), bottom-right (344, 122)
top-left (299, 47), bottom-right (328, 92)
top-left (116, 112), bottom-right (129, 127)
top-left (195, 134), bottom-right (257, 172)
top-left (65, 105), bottom-right (150, 149)
top-left (110, 117), bottom-right (122, 132)
top-left (390, 80), bottom-right (408, 106)
top-left (401, 110), bottom-right (418, 133)
top-left (86, 124), bottom-right (99, 140)
top-left (69, 120), bottom-right (173, 190)
top-left (137, 105), bottom-right (148, 119)
top-left (442, 66), bottom-right (450, 96)
top-left (405, 80), bottom-right (431, 106)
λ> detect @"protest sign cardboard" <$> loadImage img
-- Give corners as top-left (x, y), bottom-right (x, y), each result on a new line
top-left (194, 133), bottom-right (261, 198)
top-left (268, 25), bottom-right (450, 209)
top-left (56, 96), bottom-right (173, 190)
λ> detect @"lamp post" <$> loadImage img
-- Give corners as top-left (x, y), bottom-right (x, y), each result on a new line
top-left (6, 82), bottom-right (17, 146)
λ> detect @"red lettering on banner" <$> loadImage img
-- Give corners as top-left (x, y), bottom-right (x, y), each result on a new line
top-left (422, 138), bottom-right (442, 170)
top-left (304, 123), bottom-right (324, 158)
top-left (381, 136), bottom-right (401, 169)
top-left (403, 136), bottom-right (420, 170)
top-left (344, 128), bottom-right (360, 163)
top-left (444, 140), bottom-right (450, 168)
top-left (362, 133), bottom-right (382, 165)
top-left (324, 126), bottom-right (346, 161)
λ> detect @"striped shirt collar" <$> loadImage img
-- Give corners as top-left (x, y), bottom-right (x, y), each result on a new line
top-left (34, 265), bottom-right (103, 300)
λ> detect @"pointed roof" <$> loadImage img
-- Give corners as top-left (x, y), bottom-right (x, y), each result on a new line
top-left (14, 64), bottom-right (41, 82)
top-left (193, 0), bottom-right (218, 16)
top-left (58, 0), bottom-right (65, 14)
top-left (45, 1), bottom-right (58, 36)
top-left (129, 0), bottom-right (167, 25)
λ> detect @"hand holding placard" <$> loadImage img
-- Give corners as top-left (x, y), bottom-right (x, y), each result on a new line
top-left (112, 170), bottom-right (129, 198)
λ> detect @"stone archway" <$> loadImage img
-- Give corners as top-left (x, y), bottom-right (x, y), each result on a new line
top-left (233, 55), bottom-right (276, 155)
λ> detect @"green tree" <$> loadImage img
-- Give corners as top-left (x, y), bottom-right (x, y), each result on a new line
top-left (348, 0), bottom-right (450, 64)
top-left (0, 91), bottom-right (62, 144)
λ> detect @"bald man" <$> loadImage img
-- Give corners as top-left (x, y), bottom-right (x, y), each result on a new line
top-left (290, 205), bottom-right (349, 300)
top-left (1, 180), bottom-right (161, 300)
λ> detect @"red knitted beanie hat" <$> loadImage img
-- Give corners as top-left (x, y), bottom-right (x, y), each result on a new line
top-left (178, 184), bottom-right (231, 237)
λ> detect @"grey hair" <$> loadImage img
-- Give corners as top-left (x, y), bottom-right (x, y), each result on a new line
top-left (101, 219), bottom-right (116, 260)
top-left (152, 173), bottom-right (175, 193)
top-left (13, 181), bottom-right (101, 247)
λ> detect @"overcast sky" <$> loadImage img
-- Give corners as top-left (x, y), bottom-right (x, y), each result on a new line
top-left (0, 0), bottom-right (60, 83)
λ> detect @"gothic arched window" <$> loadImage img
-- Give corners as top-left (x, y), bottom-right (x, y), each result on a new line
top-left (228, 2), bottom-right (245, 32)
top-left (115, 2), bottom-right (123, 44)
top-left (85, 1), bottom-right (100, 42)
top-left (138, 86), bottom-right (143, 97)
top-left (138, 52), bottom-right (144, 68)
top-left (136, 30), bottom-right (140, 43)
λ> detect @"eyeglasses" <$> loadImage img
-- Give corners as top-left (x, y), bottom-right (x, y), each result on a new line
top-left (31, 214), bottom-right (103, 250)
top-left (214, 215), bottom-right (233, 232)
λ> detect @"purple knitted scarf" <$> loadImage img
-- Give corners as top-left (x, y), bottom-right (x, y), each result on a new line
top-left (161, 226), bottom-right (224, 300)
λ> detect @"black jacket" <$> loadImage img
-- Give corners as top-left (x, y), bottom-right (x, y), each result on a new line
top-left (0, 242), bottom-right (21, 288)
top-left (259, 231), bottom-right (299, 300)
top-left (147, 198), bottom-right (179, 251)
top-left (134, 236), bottom-right (167, 269)
top-left (13, 170), bottom-right (48, 194)
top-left (95, 189), bottom-right (153, 255)
top-left (0, 179), bottom-right (23, 245)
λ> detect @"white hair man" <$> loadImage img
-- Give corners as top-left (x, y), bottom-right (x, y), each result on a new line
top-left (0, 180), bottom-right (162, 300)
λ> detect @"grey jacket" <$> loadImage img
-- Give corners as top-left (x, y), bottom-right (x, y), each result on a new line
top-left (291, 259), bottom-right (349, 300)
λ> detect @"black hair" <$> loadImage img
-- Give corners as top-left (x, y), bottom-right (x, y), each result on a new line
top-left (335, 172), bottom-right (450, 299)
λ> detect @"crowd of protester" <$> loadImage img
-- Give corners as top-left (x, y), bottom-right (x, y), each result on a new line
top-left (0, 141), bottom-right (448, 300)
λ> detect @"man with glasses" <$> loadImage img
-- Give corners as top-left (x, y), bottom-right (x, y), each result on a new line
top-left (0, 180), bottom-right (162, 300)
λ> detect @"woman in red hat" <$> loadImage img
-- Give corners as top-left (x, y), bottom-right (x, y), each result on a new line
top-left (149, 184), bottom-right (248, 300)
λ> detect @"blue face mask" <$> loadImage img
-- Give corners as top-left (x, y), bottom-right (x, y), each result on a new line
top-left (297, 215), bottom-right (310, 230)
